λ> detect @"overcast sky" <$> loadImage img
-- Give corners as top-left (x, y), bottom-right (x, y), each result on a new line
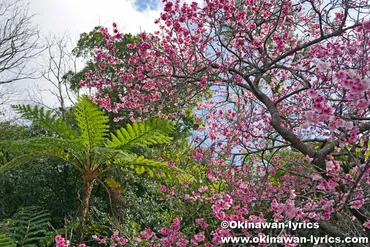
top-left (3, 0), bottom-right (165, 116)
top-left (28, 0), bottom-right (163, 38)
top-left (2, 0), bottom-right (201, 120)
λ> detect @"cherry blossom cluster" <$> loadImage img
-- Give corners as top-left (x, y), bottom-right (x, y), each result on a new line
top-left (55, 235), bottom-right (86, 247)
top-left (78, 0), bottom-right (370, 243)
top-left (91, 231), bottom-right (128, 246)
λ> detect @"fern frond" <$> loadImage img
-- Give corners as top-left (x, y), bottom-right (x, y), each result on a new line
top-left (74, 95), bottom-right (109, 148)
top-left (126, 155), bottom-right (170, 178)
top-left (2, 137), bottom-right (80, 152)
top-left (113, 154), bottom-right (190, 182)
top-left (0, 137), bottom-right (85, 172)
top-left (0, 235), bottom-right (16, 247)
top-left (107, 118), bottom-right (174, 150)
top-left (90, 147), bottom-right (135, 170)
top-left (5, 207), bottom-right (51, 247)
top-left (11, 105), bottom-right (76, 139)
top-left (0, 153), bottom-right (40, 172)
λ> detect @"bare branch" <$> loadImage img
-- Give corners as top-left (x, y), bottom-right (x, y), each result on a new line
top-left (0, 0), bottom-right (44, 84)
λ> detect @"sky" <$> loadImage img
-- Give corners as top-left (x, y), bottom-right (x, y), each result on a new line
top-left (28, 0), bottom-right (163, 38)
top-left (4, 0), bottom-right (165, 116)
top-left (2, 0), bottom-right (203, 121)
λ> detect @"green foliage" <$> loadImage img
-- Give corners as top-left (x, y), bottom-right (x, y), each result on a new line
top-left (4, 96), bottom-right (176, 175)
top-left (0, 234), bottom-right (16, 247)
top-left (0, 123), bottom-right (81, 230)
top-left (0, 160), bottom-right (81, 229)
top-left (125, 155), bottom-right (173, 179)
top-left (67, 26), bottom-right (140, 92)
top-left (1, 207), bottom-right (52, 247)
top-left (72, 26), bottom-right (106, 59)
top-left (0, 136), bottom-right (85, 172)
top-left (3, 95), bottom-right (183, 243)
top-left (73, 27), bottom-right (139, 60)
top-left (11, 105), bottom-right (76, 140)
top-left (107, 119), bottom-right (173, 150)
top-left (83, 207), bottom-right (112, 242)
top-left (0, 154), bottom-right (40, 172)
top-left (0, 123), bottom-right (29, 141)
top-left (266, 149), bottom-right (310, 187)
top-left (74, 96), bottom-right (109, 148)
top-left (0, 123), bottom-right (29, 166)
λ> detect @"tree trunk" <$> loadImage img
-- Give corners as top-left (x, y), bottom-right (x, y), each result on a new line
top-left (76, 179), bottom-right (95, 244)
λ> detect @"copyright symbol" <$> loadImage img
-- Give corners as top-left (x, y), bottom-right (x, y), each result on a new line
top-left (221, 221), bottom-right (229, 228)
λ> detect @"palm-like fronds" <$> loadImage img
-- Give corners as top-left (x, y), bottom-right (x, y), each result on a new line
top-left (5, 97), bottom-right (177, 174)
top-left (0, 137), bottom-right (84, 171)
top-left (12, 105), bottom-right (76, 139)
top-left (74, 95), bottom-right (109, 148)
top-left (107, 118), bottom-right (174, 150)
top-left (112, 154), bottom-right (193, 183)
top-left (1, 207), bottom-right (51, 247)
top-left (0, 234), bottom-right (16, 247)
top-left (3, 95), bottom-right (184, 243)
top-left (113, 154), bottom-right (169, 177)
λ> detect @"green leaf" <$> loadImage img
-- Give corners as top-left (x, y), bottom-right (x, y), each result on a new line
top-left (74, 95), bottom-right (109, 148)
top-left (0, 234), bottom-right (16, 247)
top-left (11, 105), bottom-right (76, 139)
top-left (107, 118), bottom-right (174, 150)
top-left (0, 137), bottom-right (84, 172)
top-left (0, 153), bottom-right (40, 172)
top-left (2, 207), bottom-right (51, 247)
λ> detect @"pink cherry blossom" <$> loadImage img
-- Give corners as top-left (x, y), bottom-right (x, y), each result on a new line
top-left (316, 60), bottom-right (331, 72)
top-left (77, 0), bottom-right (370, 242)
top-left (363, 220), bottom-right (370, 229)
top-left (363, 20), bottom-right (370, 30)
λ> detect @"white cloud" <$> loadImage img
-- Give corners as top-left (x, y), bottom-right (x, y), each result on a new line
top-left (10, 0), bottom-right (163, 109)
top-left (29, 0), bottom-right (162, 39)
top-left (11, 0), bottom-right (206, 109)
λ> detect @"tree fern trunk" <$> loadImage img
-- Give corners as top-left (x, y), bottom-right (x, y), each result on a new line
top-left (76, 179), bottom-right (95, 244)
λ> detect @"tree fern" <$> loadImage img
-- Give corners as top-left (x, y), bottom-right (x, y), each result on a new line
top-left (11, 105), bottom-right (76, 140)
top-left (74, 95), bottom-right (109, 148)
top-left (3, 96), bottom-right (182, 243)
top-left (107, 118), bottom-right (174, 150)
top-left (2, 207), bottom-right (51, 247)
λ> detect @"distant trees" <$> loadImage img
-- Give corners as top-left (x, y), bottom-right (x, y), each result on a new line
top-left (35, 35), bottom-right (79, 113)
top-left (0, 0), bottom-right (42, 84)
